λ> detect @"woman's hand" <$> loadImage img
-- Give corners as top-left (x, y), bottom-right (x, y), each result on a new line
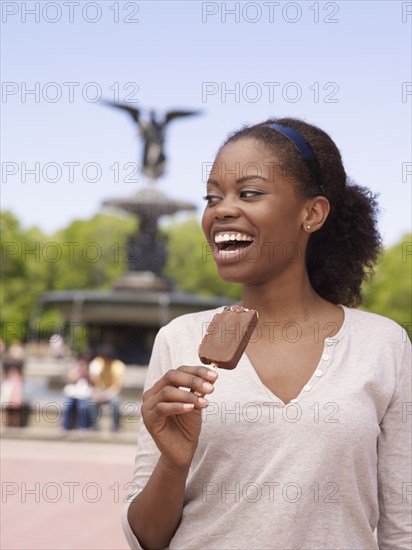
top-left (141, 366), bottom-right (218, 469)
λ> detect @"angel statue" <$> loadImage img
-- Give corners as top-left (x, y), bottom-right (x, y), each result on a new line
top-left (102, 102), bottom-right (200, 180)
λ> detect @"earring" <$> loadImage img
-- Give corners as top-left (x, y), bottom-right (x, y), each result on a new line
top-left (306, 225), bottom-right (311, 230)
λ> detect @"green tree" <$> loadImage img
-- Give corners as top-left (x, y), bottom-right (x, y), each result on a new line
top-left (51, 213), bottom-right (137, 290)
top-left (362, 234), bottom-right (412, 337)
top-left (1, 210), bottom-right (137, 343)
top-left (1, 211), bottom-right (50, 343)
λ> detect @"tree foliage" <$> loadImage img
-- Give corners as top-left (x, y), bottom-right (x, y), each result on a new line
top-left (1, 211), bottom-right (51, 343)
top-left (52, 213), bottom-right (136, 290)
top-left (1, 210), bottom-right (136, 343)
top-left (1, 210), bottom-right (410, 344)
top-left (362, 233), bottom-right (411, 338)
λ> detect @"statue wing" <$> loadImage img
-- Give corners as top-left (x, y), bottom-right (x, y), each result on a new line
top-left (101, 100), bottom-right (140, 123)
top-left (164, 110), bottom-right (201, 125)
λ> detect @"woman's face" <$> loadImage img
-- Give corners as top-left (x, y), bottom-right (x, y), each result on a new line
top-left (201, 138), bottom-right (311, 285)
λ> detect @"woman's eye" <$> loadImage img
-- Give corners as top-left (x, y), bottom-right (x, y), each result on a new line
top-left (240, 190), bottom-right (262, 198)
top-left (203, 194), bottom-right (221, 205)
top-left (203, 190), bottom-right (263, 204)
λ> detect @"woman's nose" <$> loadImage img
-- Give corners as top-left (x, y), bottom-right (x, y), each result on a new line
top-left (213, 195), bottom-right (240, 219)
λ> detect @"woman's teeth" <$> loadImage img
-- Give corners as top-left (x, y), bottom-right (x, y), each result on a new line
top-left (214, 232), bottom-right (254, 244)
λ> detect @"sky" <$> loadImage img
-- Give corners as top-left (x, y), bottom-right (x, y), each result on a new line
top-left (1, 0), bottom-right (411, 246)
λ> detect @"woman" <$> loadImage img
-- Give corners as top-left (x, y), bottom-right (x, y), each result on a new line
top-left (122, 118), bottom-right (411, 549)
top-left (62, 351), bottom-right (93, 431)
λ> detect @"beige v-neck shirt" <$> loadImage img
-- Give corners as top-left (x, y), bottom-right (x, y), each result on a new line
top-left (122, 306), bottom-right (411, 549)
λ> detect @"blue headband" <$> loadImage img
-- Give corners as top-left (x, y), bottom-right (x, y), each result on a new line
top-left (266, 123), bottom-right (325, 195)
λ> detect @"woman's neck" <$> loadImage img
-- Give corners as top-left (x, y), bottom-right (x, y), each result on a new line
top-left (241, 271), bottom-right (329, 325)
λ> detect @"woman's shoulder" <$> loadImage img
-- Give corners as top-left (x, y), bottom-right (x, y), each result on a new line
top-left (343, 306), bottom-right (409, 345)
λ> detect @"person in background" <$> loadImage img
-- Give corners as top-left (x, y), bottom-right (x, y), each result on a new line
top-left (8, 340), bottom-right (25, 361)
top-left (0, 356), bottom-right (24, 409)
top-left (89, 346), bottom-right (125, 432)
top-left (49, 333), bottom-right (66, 360)
top-left (61, 351), bottom-right (93, 431)
top-left (1, 355), bottom-right (28, 427)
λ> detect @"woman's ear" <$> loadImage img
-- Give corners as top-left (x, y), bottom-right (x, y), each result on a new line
top-left (302, 196), bottom-right (330, 233)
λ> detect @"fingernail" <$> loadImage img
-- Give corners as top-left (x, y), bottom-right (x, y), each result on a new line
top-left (206, 370), bottom-right (218, 379)
top-left (202, 382), bottom-right (214, 391)
top-left (183, 403), bottom-right (194, 409)
top-left (198, 397), bottom-right (209, 406)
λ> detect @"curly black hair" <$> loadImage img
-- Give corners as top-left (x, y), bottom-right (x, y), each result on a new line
top-left (221, 117), bottom-right (382, 307)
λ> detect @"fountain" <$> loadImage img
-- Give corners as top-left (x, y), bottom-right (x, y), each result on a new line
top-left (38, 106), bottom-right (227, 365)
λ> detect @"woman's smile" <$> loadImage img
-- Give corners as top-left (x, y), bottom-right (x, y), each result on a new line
top-left (210, 228), bottom-right (255, 264)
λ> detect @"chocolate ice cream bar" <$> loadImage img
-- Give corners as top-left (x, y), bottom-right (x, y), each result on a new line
top-left (198, 305), bottom-right (258, 370)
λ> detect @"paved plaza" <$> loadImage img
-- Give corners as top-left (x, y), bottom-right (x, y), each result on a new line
top-left (1, 438), bottom-right (138, 550)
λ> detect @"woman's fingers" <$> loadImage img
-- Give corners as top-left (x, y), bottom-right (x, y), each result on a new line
top-left (144, 386), bottom-right (209, 414)
top-left (176, 365), bottom-right (218, 381)
top-left (143, 366), bottom-right (218, 402)
top-left (145, 399), bottom-right (206, 423)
